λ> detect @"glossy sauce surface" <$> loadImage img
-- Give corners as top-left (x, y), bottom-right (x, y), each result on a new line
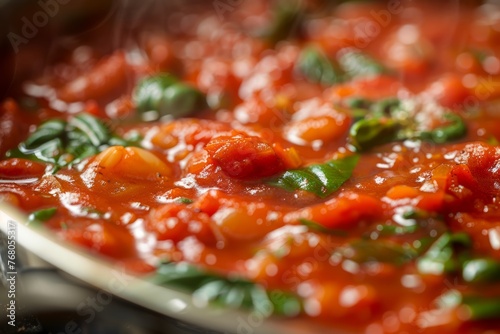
top-left (2, 1), bottom-right (500, 333)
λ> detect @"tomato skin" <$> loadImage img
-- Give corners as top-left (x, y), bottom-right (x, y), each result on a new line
top-left (205, 133), bottom-right (285, 179)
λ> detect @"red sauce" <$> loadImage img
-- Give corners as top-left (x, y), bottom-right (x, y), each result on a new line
top-left (2, 1), bottom-right (500, 333)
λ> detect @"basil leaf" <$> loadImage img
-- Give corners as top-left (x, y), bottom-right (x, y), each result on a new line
top-left (149, 262), bottom-right (302, 317)
top-left (347, 97), bottom-right (467, 151)
top-left (332, 240), bottom-right (417, 266)
top-left (374, 224), bottom-right (419, 236)
top-left (338, 48), bottom-right (388, 78)
top-left (28, 207), bottom-right (57, 224)
top-left (177, 197), bottom-right (193, 204)
top-left (6, 112), bottom-right (135, 172)
top-left (268, 290), bottom-right (302, 317)
top-left (370, 98), bottom-right (401, 118)
top-left (349, 118), bottom-right (401, 151)
top-left (269, 155), bottom-right (359, 198)
top-left (299, 218), bottom-right (348, 236)
top-left (262, 0), bottom-right (304, 45)
top-left (462, 258), bottom-right (500, 284)
top-left (296, 46), bottom-right (343, 86)
top-left (134, 73), bottom-right (206, 120)
top-left (416, 232), bottom-right (471, 275)
top-left (24, 119), bottom-right (66, 149)
top-left (69, 112), bottom-right (111, 147)
top-left (345, 97), bottom-right (373, 110)
top-left (462, 296), bottom-right (500, 320)
top-left (435, 290), bottom-right (500, 321)
top-left (420, 113), bottom-right (467, 144)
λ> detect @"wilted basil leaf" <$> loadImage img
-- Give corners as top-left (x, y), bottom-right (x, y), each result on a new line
top-left (296, 46), bottom-right (343, 86)
top-left (269, 155), bottom-right (359, 198)
top-left (150, 262), bottom-right (302, 317)
top-left (134, 73), bottom-right (206, 120)
top-left (6, 112), bottom-right (135, 172)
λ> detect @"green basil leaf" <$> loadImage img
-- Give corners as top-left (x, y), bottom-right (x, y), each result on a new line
top-left (416, 232), bottom-right (471, 275)
top-left (332, 240), bottom-right (417, 266)
top-left (462, 296), bottom-right (500, 320)
top-left (31, 138), bottom-right (64, 164)
top-left (347, 97), bottom-right (467, 151)
top-left (435, 290), bottom-right (500, 321)
top-left (176, 197), bottom-right (194, 204)
top-left (420, 113), bottom-right (467, 144)
top-left (462, 258), bottom-right (500, 283)
top-left (262, 0), bottom-right (304, 45)
top-left (338, 48), bottom-right (388, 78)
top-left (349, 118), bottom-right (400, 151)
top-left (134, 73), bottom-right (178, 112)
top-left (6, 113), bottom-right (135, 172)
top-left (162, 83), bottom-right (206, 118)
top-left (299, 218), bottom-right (348, 236)
top-left (269, 155), bottom-right (359, 198)
top-left (370, 98), bottom-right (401, 118)
top-left (296, 46), bottom-right (343, 86)
top-left (149, 262), bottom-right (302, 317)
top-left (374, 224), bottom-right (419, 236)
top-left (345, 97), bottom-right (373, 110)
top-left (69, 112), bottom-right (111, 147)
top-left (268, 290), bottom-right (302, 317)
top-left (28, 207), bottom-right (57, 224)
top-left (23, 119), bottom-right (67, 149)
top-left (134, 73), bottom-right (206, 120)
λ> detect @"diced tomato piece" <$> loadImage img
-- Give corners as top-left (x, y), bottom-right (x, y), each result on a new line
top-left (205, 133), bottom-right (286, 179)
top-left (453, 143), bottom-right (500, 195)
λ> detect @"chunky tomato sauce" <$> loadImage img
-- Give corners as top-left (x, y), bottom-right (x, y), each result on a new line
top-left (3, 0), bottom-right (500, 333)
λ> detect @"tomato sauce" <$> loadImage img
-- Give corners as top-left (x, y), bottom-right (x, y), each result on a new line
top-left (2, 0), bottom-right (500, 333)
